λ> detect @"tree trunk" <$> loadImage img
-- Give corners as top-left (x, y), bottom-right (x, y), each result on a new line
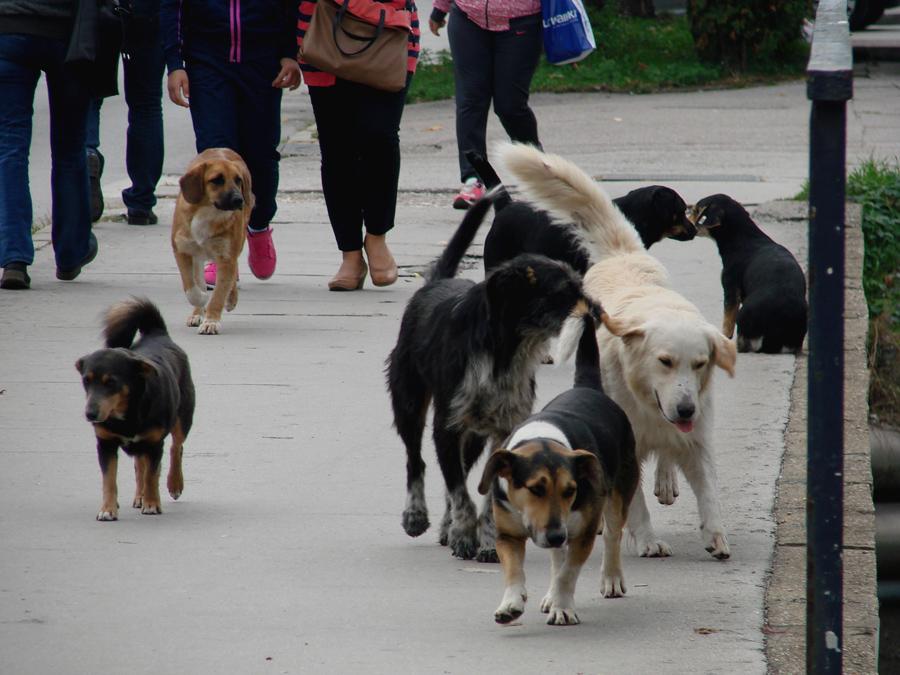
top-left (619, 0), bottom-right (655, 17)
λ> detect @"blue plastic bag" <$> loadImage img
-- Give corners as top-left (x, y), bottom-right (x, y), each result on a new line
top-left (541, 0), bottom-right (596, 65)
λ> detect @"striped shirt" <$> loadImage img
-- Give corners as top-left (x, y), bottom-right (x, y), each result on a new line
top-left (297, 0), bottom-right (420, 87)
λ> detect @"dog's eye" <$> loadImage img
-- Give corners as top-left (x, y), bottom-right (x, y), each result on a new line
top-left (209, 174), bottom-right (225, 186)
top-left (234, 177), bottom-right (242, 186)
top-left (562, 486), bottom-right (576, 500)
top-left (528, 484), bottom-right (546, 498)
top-left (658, 357), bottom-right (673, 368)
top-left (693, 360), bottom-right (708, 370)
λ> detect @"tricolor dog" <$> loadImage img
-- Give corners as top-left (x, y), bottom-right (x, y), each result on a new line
top-left (479, 314), bottom-right (638, 626)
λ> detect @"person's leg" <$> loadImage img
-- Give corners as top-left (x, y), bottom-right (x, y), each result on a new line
top-left (184, 54), bottom-right (240, 153)
top-left (121, 32), bottom-right (165, 221)
top-left (309, 81), bottom-right (364, 252)
top-left (0, 34), bottom-right (41, 283)
top-left (354, 79), bottom-right (408, 286)
top-left (84, 97), bottom-right (105, 223)
top-left (491, 13), bottom-right (542, 148)
top-left (309, 80), bottom-right (367, 290)
top-left (448, 6), bottom-right (494, 183)
top-left (45, 43), bottom-right (95, 275)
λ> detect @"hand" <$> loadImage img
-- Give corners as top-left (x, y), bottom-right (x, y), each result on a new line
top-left (167, 70), bottom-right (190, 107)
top-left (429, 18), bottom-right (445, 36)
top-left (272, 58), bottom-right (302, 90)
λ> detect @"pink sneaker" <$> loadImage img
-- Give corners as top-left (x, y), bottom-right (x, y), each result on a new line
top-left (247, 228), bottom-right (276, 280)
top-left (204, 261), bottom-right (239, 289)
top-left (453, 180), bottom-right (485, 210)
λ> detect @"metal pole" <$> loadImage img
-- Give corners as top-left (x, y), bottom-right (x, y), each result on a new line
top-left (805, 1), bottom-right (852, 671)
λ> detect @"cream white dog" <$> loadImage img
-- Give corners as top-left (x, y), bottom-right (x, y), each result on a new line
top-left (499, 143), bottom-right (736, 560)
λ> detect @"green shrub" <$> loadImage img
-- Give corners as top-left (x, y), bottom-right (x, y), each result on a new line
top-left (686, 0), bottom-right (810, 71)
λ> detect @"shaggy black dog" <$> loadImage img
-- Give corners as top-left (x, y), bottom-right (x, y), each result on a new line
top-left (466, 152), bottom-right (695, 274)
top-left (691, 193), bottom-right (808, 353)
top-left (386, 195), bottom-right (617, 561)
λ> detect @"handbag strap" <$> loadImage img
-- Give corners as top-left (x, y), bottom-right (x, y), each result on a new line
top-left (332, 0), bottom-right (386, 57)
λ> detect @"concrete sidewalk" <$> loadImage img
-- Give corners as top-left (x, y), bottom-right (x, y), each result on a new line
top-left (2, 69), bottom-right (895, 673)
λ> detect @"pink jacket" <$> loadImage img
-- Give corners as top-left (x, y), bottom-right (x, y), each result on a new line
top-left (433, 0), bottom-right (540, 31)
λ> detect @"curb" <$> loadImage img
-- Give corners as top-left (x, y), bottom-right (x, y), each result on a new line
top-left (765, 203), bottom-right (879, 673)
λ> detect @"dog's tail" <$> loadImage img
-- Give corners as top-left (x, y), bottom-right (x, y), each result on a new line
top-left (573, 314), bottom-right (603, 391)
top-left (497, 143), bottom-right (644, 257)
top-left (464, 150), bottom-right (512, 211)
top-left (429, 193), bottom-right (496, 282)
top-left (103, 297), bottom-right (169, 348)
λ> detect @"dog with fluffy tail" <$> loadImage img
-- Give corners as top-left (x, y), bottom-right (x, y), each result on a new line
top-left (498, 143), bottom-right (736, 560)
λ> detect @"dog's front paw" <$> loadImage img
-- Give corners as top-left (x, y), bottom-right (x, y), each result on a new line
top-left (132, 496), bottom-right (143, 509)
top-left (167, 476), bottom-right (183, 500)
top-left (402, 507), bottom-right (429, 538)
top-left (494, 586), bottom-right (527, 624)
top-left (186, 286), bottom-right (208, 308)
top-left (638, 538), bottom-right (672, 558)
top-left (449, 528), bottom-right (479, 560)
top-left (141, 502), bottom-right (161, 515)
top-left (544, 596), bottom-right (579, 626)
top-left (197, 319), bottom-right (220, 335)
top-left (187, 312), bottom-right (203, 327)
top-left (96, 508), bottom-right (118, 521)
top-left (476, 547), bottom-right (499, 563)
top-left (654, 463), bottom-right (679, 506)
top-left (601, 573), bottom-right (626, 598)
top-left (703, 530), bottom-right (730, 560)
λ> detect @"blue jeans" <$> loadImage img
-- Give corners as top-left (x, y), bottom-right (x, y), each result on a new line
top-left (185, 49), bottom-right (282, 230)
top-left (86, 34), bottom-right (165, 213)
top-left (0, 33), bottom-right (92, 270)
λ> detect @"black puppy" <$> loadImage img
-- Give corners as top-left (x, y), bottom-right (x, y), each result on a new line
top-left (76, 298), bottom-right (195, 520)
top-left (478, 314), bottom-right (638, 625)
top-left (467, 152), bottom-right (696, 274)
top-left (386, 195), bottom-right (620, 561)
top-left (691, 194), bottom-right (808, 354)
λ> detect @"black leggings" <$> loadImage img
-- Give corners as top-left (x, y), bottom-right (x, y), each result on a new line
top-left (448, 7), bottom-right (543, 182)
top-left (308, 78), bottom-right (409, 252)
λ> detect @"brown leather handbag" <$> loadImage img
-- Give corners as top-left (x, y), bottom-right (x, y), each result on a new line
top-left (301, 0), bottom-right (411, 92)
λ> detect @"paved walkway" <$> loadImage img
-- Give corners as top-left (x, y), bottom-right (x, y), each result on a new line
top-left (2, 65), bottom-right (897, 674)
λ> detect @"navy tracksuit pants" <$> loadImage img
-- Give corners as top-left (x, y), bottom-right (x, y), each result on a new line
top-left (185, 48), bottom-right (282, 230)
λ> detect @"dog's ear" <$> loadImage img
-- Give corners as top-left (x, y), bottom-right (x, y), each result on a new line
top-left (179, 163), bottom-right (207, 204)
top-left (572, 449), bottom-right (606, 495)
top-left (692, 199), bottom-right (725, 230)
top-left (131, 355), bottom-right (158, 379)
top-left (478, 449), bottom-right (515, 495)
top-left (709, 328), bottom-right (736, 377)
top-left (75, 357), bottom-right (85, 374)
top-left (616, 320), bottom-right (646, 345)
top-left (239, 162), bottom-right (255, 210)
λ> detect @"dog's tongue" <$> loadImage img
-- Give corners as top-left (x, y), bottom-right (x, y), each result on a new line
top-left (675, 420), bottom-right (694, 433)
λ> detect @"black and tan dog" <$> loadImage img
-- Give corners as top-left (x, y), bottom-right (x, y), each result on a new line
top-left (690, 193), bottom-right (808, 353)
top-left (387, 195), bottom-right (621, 561)
top-left (172, 148), bottom-right (254, 335)
top-left (466, 152), bottom-right (695, 274)
top-left (76, 298), bottom-right (195, 521)
top-left (478, 314), bottom-right (638, 626)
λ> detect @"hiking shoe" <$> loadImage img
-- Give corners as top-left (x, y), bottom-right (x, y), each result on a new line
top-left (87, 150), bottom-right (104, 222)
top-left (1, 262), bottom-right (30, 290)
top-left (57, 232), bottom-right (98, 281)
top-left (204, 261), bottom-right (240, 290)
top-left (127, 209), bottom-right (158, 226)
top-left (247, 228), bottom-right (276, 280)
top-left (452, 179), bottom-right (485, 210)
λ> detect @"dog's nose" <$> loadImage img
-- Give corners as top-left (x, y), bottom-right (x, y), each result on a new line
top-left (546, 530), bottom-right (567, 548)
top-left (228, 193), bottom-right (244, 209)
top-left (85, 408), bottom-right (99, 422)
top-left (676, 401), bottom-right (696, 420)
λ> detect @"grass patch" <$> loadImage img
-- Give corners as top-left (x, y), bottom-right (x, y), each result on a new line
top-left (408, 6), bottom-right (807, 103)
top-left (848, 159), bottom-right (900, 425)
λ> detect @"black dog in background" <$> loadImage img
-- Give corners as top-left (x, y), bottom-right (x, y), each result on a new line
top-left (691, 193), bottom-right (808, 354)
top-left (386, 195), bottom-right (619, 561)
top-left (466, 152), bottom-right (696, 274)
